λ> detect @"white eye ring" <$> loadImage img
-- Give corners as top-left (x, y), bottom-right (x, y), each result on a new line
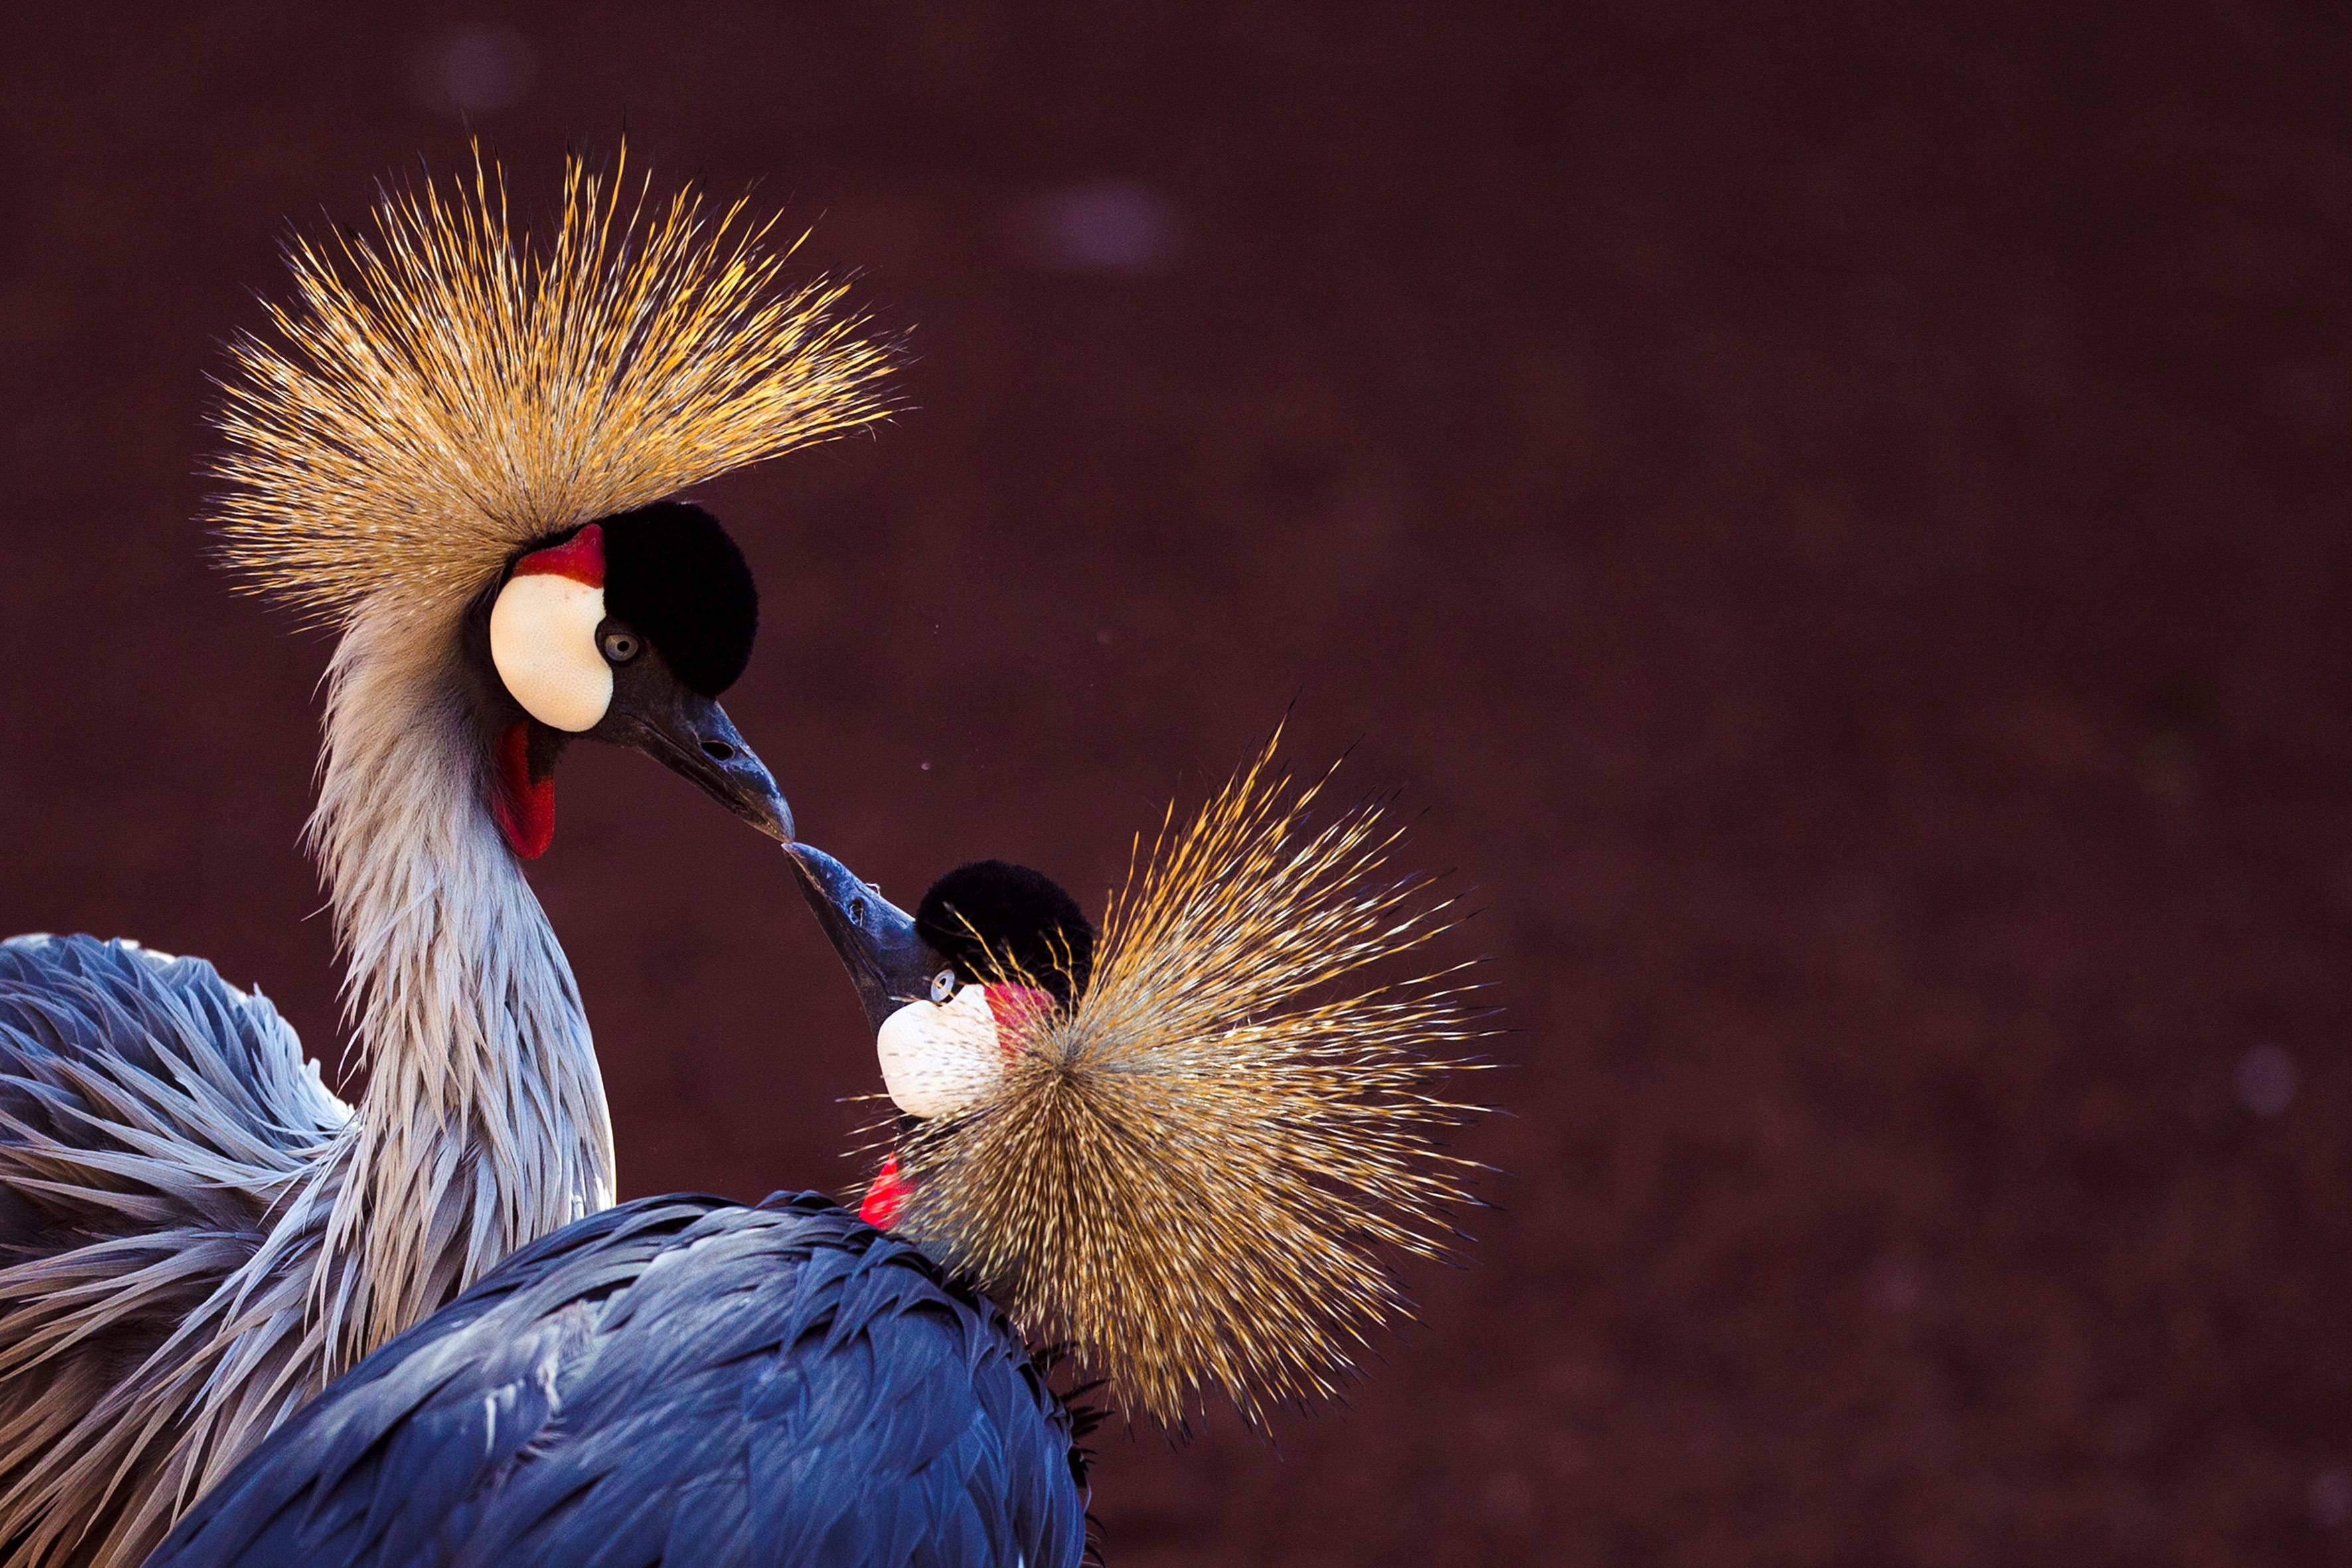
top-left (490, 575), bottom-right (613, 732)
top-left (929, 969), bottom-right (959, 1004)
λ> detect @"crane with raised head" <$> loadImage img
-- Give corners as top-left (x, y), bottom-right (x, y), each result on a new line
top-left (146, 738), bottom-right (1490, 1568)
top-left (0, 149), bottom-right (890, 1568)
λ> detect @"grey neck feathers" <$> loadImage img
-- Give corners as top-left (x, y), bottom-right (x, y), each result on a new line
top-left (304, 604), bottom-right (615, 1362)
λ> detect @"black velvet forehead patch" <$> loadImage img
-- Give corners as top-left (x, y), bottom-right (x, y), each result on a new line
top-left (592, 501), bottom-right (757, 697)
top-left (917, 861), bottom-right (1096, 1006)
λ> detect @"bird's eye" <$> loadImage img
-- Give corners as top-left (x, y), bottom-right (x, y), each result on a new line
top-left (599, 627), bottom-right (642, 665)
top-left (929, 969), bottom-right (958, 1003)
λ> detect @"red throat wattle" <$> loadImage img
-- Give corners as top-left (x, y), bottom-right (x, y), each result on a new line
top-left (860, 1156), bottom-right (913, 1228)
top-left (860, 989), bottom-right (1048, 1229)
top-left (492, 721), bottom-right (556, 860)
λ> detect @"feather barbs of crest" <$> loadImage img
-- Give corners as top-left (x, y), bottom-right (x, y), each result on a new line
top-left (209, 145), bottom-right (895, 625)
top-left (887, 730), bottom-right (1493, 1426)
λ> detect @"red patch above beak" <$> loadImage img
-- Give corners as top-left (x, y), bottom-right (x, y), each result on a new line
top-left (860, 1156), bottom-right (914, 1228)
top-left (492, 720), bottom-right (556, 860)
top-left (510, 522), bottom-right (605, 588)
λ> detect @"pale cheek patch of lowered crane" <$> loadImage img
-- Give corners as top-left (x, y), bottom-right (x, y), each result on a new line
top-left (876, 985), bottom-right (1006, 1119)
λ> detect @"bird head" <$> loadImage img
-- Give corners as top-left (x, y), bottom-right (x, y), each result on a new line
top-left (787, 849), bottom-right (1094, 1123)
top-left (786, 732), bottom-right (1494, 1426)
top-left (475, 501), bottom-right (784, 856)
top-left (210, 145), bottom-right (894, 858)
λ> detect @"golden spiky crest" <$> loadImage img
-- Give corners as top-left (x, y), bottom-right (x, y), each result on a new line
top-left (210, 144), bottom-right (894, 624)
top-left (889, 732), bottom-right (1492, 1426)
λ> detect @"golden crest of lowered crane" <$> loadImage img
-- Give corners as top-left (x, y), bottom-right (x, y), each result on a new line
top-left (890, 732), bottom-right (1494, 1425)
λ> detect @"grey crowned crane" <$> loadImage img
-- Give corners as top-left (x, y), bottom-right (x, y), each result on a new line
top-left (147, 739), bottom-right (1490, 1568)
top-left (0, 151), bottom-right (889, 1568)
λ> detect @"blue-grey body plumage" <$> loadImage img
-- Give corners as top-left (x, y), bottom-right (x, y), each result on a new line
top-left (147, 1194), bottom-right (1089, 1568)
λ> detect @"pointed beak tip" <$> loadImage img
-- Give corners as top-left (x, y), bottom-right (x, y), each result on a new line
top-left (630, 694), bottom-right (793, 847)
top-left (714, 762), bottom-right (791, 844)
top-left (784, 840), bottom-right (852, 897)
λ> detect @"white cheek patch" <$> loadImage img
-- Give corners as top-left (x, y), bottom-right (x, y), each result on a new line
top-left (489, 574), bottom-right (613, 733)
top-left (876, 986), bottom-right (1005, 1119)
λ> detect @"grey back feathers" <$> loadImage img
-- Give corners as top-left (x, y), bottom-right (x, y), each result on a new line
top-left (149, 1195), bottom-right (1089, 1568)
top-left (0, 935), bottom-right (347, 1567)
top-left (0, 604), bottom-right (615, 1567)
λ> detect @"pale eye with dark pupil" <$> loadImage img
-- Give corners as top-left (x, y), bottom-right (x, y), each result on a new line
top-left (929, 969), bottom-right (958, 1004)
top-left (599, 628), bottom-right (641, 665)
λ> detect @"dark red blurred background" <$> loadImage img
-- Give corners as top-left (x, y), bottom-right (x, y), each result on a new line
top-left (4, 4), bottom-right (2348, 1564)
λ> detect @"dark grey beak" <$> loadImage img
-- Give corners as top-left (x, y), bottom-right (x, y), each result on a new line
top-left (629, 692), bottom-right (793, 844)
top-left (787, 843), bottom-right (943, 1030)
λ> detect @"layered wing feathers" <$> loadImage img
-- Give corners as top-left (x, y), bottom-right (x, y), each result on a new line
top-left (151, 1196), bottom-right (1087, 1568)
top-left (0, 937), bottom-right (343, 1252)
top-left (0, 934), bottom-right (351, 1567)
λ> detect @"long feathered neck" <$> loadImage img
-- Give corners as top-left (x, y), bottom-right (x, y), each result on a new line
top-left (303, 603), bottom-right (614, 1364)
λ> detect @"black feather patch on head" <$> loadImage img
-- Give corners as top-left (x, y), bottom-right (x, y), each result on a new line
top-left (594, 501), bottom-right (758, 696)
top-left (917, 861), bottom-right (1096, 1008)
